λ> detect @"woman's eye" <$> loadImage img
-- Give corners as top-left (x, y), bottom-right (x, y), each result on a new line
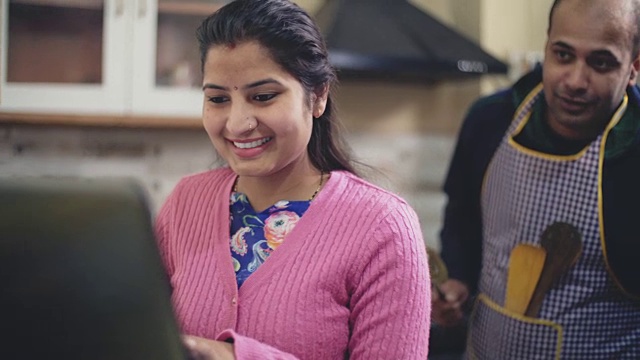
top-left (208, 96), bottom-right (228, 104)
top-left (253, 93), bottom-right (277, 102)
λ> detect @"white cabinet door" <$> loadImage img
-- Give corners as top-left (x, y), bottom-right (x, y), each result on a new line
top-left (0, 0), bottom-right (226, 121)
top-left (130, 0), bottom-right (223, 118)
top-left (0, 0), bottom-right (130, 114)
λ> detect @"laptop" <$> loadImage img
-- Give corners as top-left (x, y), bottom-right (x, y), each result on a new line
top-left (0, 177), bottom-right (189, 359)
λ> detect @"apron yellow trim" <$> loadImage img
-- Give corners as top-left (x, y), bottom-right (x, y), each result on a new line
top-left (509, 84), bottom-right (590, 161)
top-left (508, 134), bottom-right (590, 161)
top-left (513, 83), bottom-right (545, 128)
top-left (467, 294), bottom-right (564, 360)
top-left (596, 94), bottom-right (639, 299)
top-left (480, 83), bottom-right (545, 198)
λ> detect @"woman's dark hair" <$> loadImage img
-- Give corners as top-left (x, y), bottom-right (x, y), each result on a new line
top-left (196, 0), bottom-right (357, 175)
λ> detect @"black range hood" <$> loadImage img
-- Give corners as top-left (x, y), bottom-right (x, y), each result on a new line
top-left (315, 0), bottom-right (508, 82)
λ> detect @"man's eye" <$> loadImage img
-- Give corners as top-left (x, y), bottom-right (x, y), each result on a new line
top-left (208, 96), bottom-right (227, 104)
top-left (555, 50), bottom-right (572, 61)
top-left (588, 57), bottom-right (619, 71)
top-left (253, 93), bottom-right (277, 102)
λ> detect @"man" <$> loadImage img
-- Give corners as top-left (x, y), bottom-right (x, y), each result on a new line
top-left (433, 0), bottom-right (640, 358)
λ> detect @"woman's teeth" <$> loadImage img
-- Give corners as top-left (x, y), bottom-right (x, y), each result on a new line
top-left (234, 137), bottom-right (272, 149)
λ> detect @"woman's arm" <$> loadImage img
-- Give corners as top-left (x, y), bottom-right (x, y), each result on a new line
top-left (348, 203), bottom-right (431, 359)
top-left (183, 332), bottom-right (300, 360)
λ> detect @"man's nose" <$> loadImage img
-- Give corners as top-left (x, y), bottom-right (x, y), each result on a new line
top-left (565, 62), bottom-right (589, 93)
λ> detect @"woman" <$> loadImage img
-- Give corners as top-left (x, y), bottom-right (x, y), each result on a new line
top-left (155, 0), bottom-right (431, 358)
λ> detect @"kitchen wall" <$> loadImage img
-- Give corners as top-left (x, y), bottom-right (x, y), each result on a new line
top-left (0, 0), bottom-right (553, 250)
top-left (0, 122), bottom-right (456, 250)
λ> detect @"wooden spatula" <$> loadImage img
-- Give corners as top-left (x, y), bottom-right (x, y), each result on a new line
top-left (524, 222), bottom-right (583, 318)
top-left (505, 243), bottom-right (547, 315)
top-left (426, 247), bottom-right (449, 298)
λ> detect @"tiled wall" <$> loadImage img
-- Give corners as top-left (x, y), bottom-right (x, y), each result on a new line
top-left (0, 124), bottom-right (455, 250)
top-left (348, 133), bottom-right (455, 249)
top-left (0, 125), bottom-right (216, 209)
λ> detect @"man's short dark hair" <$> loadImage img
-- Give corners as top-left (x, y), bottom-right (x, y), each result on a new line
top-left (548, 0), bottom-right (640, 57)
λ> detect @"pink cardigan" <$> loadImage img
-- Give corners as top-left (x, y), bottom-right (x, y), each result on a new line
top-left (155, 168), bottom-right (431, 359)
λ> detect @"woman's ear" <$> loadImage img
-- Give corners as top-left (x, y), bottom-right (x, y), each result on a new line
top-left (312, 84), bottom-right (329, 118)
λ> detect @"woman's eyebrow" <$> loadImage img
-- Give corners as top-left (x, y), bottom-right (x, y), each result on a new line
top-left (202, 78), bottom-right (282, 92)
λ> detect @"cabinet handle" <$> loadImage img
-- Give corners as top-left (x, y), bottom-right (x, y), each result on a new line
top-left (138, 0), bottom-right (148, 18)
top-left (115, 0), bottom-right (125, 17)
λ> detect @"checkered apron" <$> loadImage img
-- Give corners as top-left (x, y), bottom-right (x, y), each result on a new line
top-left (467, 84), bottom-right (640, 359)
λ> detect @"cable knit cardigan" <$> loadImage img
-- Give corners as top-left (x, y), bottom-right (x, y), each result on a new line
top-left (155, 168), bottom-right (431, 359)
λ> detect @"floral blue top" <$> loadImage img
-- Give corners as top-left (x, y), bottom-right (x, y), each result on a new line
top-left (229, 191), bottom-right (311, 287)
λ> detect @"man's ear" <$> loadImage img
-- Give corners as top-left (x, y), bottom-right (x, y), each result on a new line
top-left (629, 54), bottom-right (640, 86)
top-left (312, 84), bottom-right (329, 118)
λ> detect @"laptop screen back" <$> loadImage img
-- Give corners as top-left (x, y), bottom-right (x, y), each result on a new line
top-left (0, 177), bottom-right (187, 360)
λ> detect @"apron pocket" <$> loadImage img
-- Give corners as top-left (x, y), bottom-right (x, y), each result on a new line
top-left (467, 294), bottom-right (562, 360)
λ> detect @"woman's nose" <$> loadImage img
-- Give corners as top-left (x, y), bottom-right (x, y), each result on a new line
top-left (226, 104), bottom-right (255, 135)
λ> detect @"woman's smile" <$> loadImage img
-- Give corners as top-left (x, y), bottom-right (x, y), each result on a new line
top-left (228, 136), bottom-right (273, 158)
top-left (232, 137), bottom-right (273, 149)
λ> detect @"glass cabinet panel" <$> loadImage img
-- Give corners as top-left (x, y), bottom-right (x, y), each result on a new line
top-left (7, 0), bottom-right (104, 84)
top-left (155, 0), bottom-right (226, 89)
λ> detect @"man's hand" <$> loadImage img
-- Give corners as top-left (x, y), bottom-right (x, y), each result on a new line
top-left (431, 279), bottom-right (470, 327)
top-left (183, 335), bottom-right (235, 360)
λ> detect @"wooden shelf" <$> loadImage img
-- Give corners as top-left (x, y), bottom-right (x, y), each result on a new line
top-left (12, 0), bottom-right (226, 14)
top-left (158, 1), bottom-right (224, 16)
top-left (0, 112), bottom-right (203, 129)
top-left (11, 0), bottom-right (103, 10)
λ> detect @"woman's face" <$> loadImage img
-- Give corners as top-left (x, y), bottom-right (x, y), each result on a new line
top-left (201, 41), bottom-right (327, 178)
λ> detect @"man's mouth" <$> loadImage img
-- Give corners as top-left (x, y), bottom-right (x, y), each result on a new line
top-left (557, 95), bottom-right (591, 112)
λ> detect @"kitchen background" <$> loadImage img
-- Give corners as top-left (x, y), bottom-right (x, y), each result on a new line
top-left (0, 0), bottom-right (552, 251)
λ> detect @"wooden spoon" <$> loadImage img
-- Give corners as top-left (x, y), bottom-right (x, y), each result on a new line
top-left (504, 243), bottom-right (547, 315)
top-left (524, 222), bottom-right (583, 318)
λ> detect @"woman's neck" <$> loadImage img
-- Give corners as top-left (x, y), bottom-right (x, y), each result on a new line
top-left (234, 165), bottom-right (326, 212)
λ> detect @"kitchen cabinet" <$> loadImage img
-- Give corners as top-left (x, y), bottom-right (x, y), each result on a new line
top-left (0, 0), bottom-right (225, 127)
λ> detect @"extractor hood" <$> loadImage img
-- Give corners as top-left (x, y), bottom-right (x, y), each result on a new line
top-left (315, 0), bottom-right (508, 81)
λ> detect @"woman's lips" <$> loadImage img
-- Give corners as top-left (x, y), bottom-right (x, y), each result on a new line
top-left (233, 137), bottom-right (272, 149)
top-left (229, 137), bottom-right (273, 158)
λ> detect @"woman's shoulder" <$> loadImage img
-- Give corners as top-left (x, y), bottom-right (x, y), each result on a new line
top-left (327, 171), bottom-right (413, 211)
top-left (174, 167), bottom-right (235, 190)
top-left (163, 168), bottom-right (235, 206)
top-left (160, 167), bottom-right (234, 213)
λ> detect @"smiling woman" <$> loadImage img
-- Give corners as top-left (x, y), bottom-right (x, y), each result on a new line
top-left (153, 1), bottom-right (431, 359)
top-left (201, 41), bottom-right (321, 199)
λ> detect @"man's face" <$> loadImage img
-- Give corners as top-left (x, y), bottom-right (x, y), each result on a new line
top-left (543, 0), bottom-right (640, 140)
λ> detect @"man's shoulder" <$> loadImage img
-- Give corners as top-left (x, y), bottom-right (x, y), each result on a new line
top-left (457, 88), bottom-right (515, 145)
top-left (467, 89), bottom-right (514, 118)
top-left (460, 66), bottom-right (543, 141)
top-left (472, 88), bottom-right (514, 107)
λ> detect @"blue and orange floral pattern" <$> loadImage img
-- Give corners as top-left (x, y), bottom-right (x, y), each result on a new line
top-left (230, 191), bottom-right (311, 287)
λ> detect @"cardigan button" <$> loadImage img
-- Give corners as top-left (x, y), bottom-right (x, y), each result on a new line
top-left (231, 297), bottom-right (237, 306)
